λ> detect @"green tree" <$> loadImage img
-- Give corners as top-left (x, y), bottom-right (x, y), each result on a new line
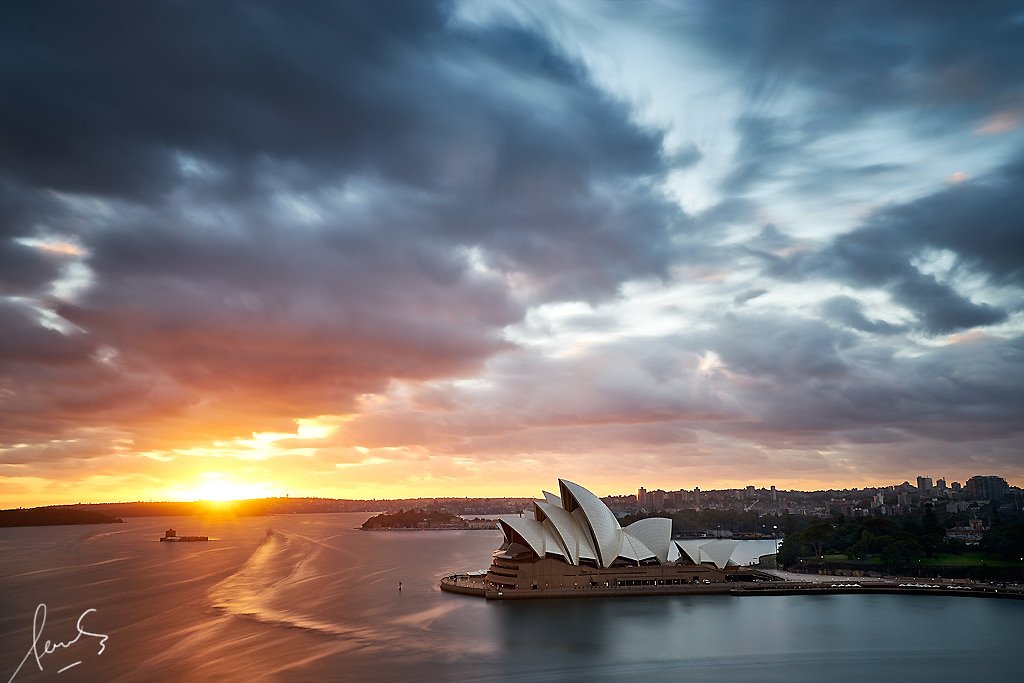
top-left (922, 509), bottom-right (942, 535)
top-left (881, 539), bottom-right (925, 569)
top-left (846, 530), bottom-right (874, 560)
top-left (980, 522), bottom-right (1024, 560)
top-left (802, 519), bottom-right (835, 558)
top-left (777, 535), bottom-right (804, 568)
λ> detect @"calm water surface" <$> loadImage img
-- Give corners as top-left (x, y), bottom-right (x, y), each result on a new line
top-left (1, 512), bottom-right (1020, 681)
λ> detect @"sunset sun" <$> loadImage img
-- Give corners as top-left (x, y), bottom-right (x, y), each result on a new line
top-left (190, 473), bottom-right (274, 503)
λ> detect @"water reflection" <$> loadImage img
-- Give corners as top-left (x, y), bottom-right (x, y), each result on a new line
top-left (1, 513), bottom-right (1021, 682)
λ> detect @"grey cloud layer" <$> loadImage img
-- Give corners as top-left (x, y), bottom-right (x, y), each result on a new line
top-left (1, 0), bottom-right (1022, 485)
top-left (0, 0), bottom-right (684, 452)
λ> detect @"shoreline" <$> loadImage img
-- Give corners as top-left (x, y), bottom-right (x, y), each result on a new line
top-left (440, 574), bottom-right (1024, 601)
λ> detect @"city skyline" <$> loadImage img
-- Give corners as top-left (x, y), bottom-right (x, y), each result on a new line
top-left (10, 471), bottom-right (1017, 508)
top-left (3, 1), bottom-right (1024, 508)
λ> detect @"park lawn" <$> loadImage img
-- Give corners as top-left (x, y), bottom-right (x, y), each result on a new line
top-left (814, 554), bottom-right (881, 564)
top-left (917, 552), bottom-right (1018, 567)
top-left (810, 553), bottom-right (1016, 567)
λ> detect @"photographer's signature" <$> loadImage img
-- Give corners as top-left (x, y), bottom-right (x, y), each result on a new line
top-left (8, 603), bottom-right (108, 682)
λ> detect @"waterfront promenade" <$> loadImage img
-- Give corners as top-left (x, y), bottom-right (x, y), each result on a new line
top-left (441, 571), bottom-right (1024, 601)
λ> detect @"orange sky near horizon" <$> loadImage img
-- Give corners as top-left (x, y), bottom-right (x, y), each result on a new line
top-left (6, 450), bottom-right (1020, 509)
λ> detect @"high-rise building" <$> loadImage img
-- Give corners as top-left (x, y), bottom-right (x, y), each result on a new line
top-left (637, 487), bottom-right (647, 508)
top-left (964, 476), bottom-right (1009, 503)
top-left (916, 476), bottom-right (933, 496)
top-left (770, 485), bottom-right (777, 502)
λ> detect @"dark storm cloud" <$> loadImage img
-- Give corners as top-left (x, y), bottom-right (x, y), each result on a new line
top-left (0, 0), bottom-right (446, 198)
top-left (720, 116), bottom-right (793, 194)
top-left (742, 152), bottom-right (1024, 334)
top-left (733, 332), bottom-right (1024, 445)
top-left (810, 156), bottom-right (1024, 333)
top-left (655, 308), bottom-right (1024, 456)
top-left (0, 299), bottom-right (186, 445)
top-left (0, 180), bottom-right (67, 295)
top-left (684, 1), bottom-right (1024, 204)
top-left (873, 157), bottom-right (1024, 287)
top-left (0, 239), bottom-right (62, 295)
top-left (0, 0), bottom-right (686, 451)
top-left (820, 296), bottom-right (905, 335)
top-left (696, 313), bottom-right (853, 381)
top-left (733, 289), bottom-right (768, 306)
top-left (0, 0), bottom-right (667, 195)
top-left (0, 0), bottom-right (681, 291)
top-left (693, 0), bottom-right (1024, 127)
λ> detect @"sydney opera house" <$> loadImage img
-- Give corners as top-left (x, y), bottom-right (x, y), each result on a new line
top-left (442, 479), bottom-right (776, 598)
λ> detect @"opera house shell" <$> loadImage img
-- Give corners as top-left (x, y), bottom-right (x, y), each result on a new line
top-left (444, 479), bottom-right (762, 597)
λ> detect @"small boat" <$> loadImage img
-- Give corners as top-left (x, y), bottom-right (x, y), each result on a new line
top-left (159, 527), bottom-right (209, 542)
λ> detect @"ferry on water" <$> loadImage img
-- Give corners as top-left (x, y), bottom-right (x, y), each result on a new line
top-left (159, 527), bottom-right (209, 542)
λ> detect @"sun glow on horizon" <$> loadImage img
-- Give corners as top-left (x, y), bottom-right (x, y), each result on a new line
top-left (184, 472), bottom-right (277, 502)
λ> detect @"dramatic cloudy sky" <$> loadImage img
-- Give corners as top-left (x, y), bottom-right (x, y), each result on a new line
top-left (2, 1), bottom-right (1023, 505)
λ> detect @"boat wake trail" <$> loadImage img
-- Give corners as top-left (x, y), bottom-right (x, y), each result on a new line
top-left (209, 530), bottom-right (361, 639)
top-left (208, 521), bottom-right (496, 661)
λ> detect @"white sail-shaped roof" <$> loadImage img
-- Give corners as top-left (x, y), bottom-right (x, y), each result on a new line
top-left (624, 517), bottom-right (672, 564)
top-left (542, 491), bottom-right (562, 507)
top-left (498, 515), bottom-right (571, 560)
top-left (619, 533), bottom-right (657, 563)
top-left (559, 479), bottom-right (623, 568)
top-left (697, 539), bottom-right (740, 570)
top-left (495, 479), bottom-right (675, 570)
top-left (535, 501), bottom-right (581, 564)
top-left (674, 541), bottom-right (702, 565)
top-left (667, 542), bottom-right (682, 563)
top-left (498, 517), bottom-right (546, 558)
top-left (568, 508), bottom-right (599, 562)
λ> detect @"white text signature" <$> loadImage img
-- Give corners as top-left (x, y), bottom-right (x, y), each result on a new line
top-left (8, 603), bottom-right (108, 682)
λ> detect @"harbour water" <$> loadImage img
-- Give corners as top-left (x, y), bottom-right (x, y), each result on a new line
top-left (1, 512), bottom-right (1020, 681)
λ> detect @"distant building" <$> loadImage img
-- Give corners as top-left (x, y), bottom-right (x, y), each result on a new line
top-left (770, 485), bottom-right (777, 502)
top-left (637, 487), bottom-right (647, 508)
top-left (951, 481), bottom-right (962, 492)
top-left (946, 519), bottom-right (986, 544)
top-left (825, 499), bottom-right (854, 517)
top-left (964, 476), bottom-right (1009, 503)
top-left (916, 476), bottom-right (933, 496)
